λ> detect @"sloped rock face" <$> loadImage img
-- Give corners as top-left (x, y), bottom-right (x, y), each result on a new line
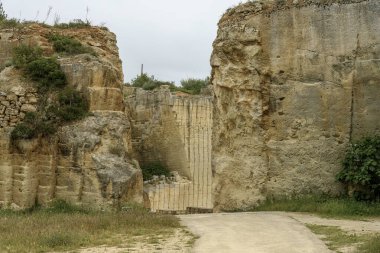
top-left (0, 24), bottom-right (142, 209)
top-left (212, 0), bottom-right (380, 210)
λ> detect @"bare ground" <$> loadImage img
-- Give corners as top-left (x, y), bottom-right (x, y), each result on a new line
top-left (59, 212), bottom-right (380, 253)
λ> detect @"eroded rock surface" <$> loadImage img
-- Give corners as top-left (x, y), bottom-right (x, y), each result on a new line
top-left (211, 0), bottom-right (380, 210)
top-left (0, 24), bottom-right (142, 209)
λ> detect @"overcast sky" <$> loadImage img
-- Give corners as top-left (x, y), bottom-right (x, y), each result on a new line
top-left (2, 0), bottom-right (243, 84)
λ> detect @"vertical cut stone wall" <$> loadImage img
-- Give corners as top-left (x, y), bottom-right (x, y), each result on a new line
top-left (126, 87), bottom-right (213, 212)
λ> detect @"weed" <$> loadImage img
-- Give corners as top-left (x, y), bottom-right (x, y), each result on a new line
top-left (54, 19), bottom-right (91, 29)
top-left (251, 195), bottom-right (380, 219)
top-left (307, 224), bottom-right (380, 253)
top-left (43, 233), bottom-right (74, 248)
top-left (307, 224), bottom-right (361, 250)
top-left (358, 235), bottom-right (380, 253)
top-left (0, 200), bottom-right (180, 253)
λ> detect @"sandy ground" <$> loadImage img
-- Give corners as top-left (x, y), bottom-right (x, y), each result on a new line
top-left (179, 212), bottom-right (332, 253)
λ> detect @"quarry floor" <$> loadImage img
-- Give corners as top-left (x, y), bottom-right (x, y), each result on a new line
top-left (179, 212), bottom-right (380, 253)
top-left (71, 212), bottom-right (380, 253)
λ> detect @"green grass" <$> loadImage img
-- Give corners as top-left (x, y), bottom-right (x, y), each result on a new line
top-left (307, 224), bottom-right (362, 251)
top-left (251, 195), bottom-right (380, 219)
top-left (0, 200), bottom-right (181, 253)
top-left (358, 235), bottom-right (380, 253)
top-left (307, 224), bottom-right (380, 253)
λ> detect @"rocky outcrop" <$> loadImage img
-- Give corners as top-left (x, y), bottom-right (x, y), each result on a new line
top-left (0, 24), bottom-right (142, 209)
top-left (211, 0), bottom-right (380, 210)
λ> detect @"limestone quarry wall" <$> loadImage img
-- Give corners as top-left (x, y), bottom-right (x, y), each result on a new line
top-left (0, 24), bottom-right (142, 209)
top-left (126, 87), bottom-right (213, 211)
top-left (211, 0), bottom-right (380, 210)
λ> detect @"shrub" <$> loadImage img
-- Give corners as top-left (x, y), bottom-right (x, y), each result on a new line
top-left (11, 123), bottom-right (36, 140)
top-left (180, 77), bottom-right (209, 95)
top-left (0, 2), bottom-right (7, 21)
top-left (11, 45), bottom-right (89, 141)
top-left (337, 136), bottom-right (380, 201)
top-left (141, 163), bottom-right (171, 181)
top-left (131, 73), bottom-right (175, 91)
top-left (56, 87), bottom-right (89, 121)
top-left (26, 57), bottom-right (66, 90)
top-left (12, 44), bottom-right (43, 68)
top-left (11, 112), bottom-right (58, 140)
top-left (0, 18), bottom-right (21, 29)
top-left (47, 33), bottom-right (95, 55)
top-left (53, 19), bottom-right (91, 29)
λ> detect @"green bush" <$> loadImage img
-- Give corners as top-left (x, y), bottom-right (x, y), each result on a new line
top-left (56, 87), bottom-right (89, 121)
top-left (0, 18), bottom-right (21, 29)
top-left (12, 44), bottom-right (43, 68)
top-left (11, 112), bottom-right (58, 140)
top-left (141, 163), bottom-right (171, 181)
top-left (337, 136), bottom-right (380, 201)
top-left (11, 123), bottom-right (36, 140)
top-left (180, 77), bottom-right (209, 95)
top-left (26, 57), bottom-right (66, 90)
top-left (131, 73), bottom-right (175, 91)
top-left (11, 45), bottom-right (89, 141)
top-left (0, 2), bottom-right (7, 21)
top-left (47, 33), bottom-right (95, 55)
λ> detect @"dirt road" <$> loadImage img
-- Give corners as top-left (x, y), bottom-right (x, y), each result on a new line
top-left (179, 212), bottom-right (332, 253)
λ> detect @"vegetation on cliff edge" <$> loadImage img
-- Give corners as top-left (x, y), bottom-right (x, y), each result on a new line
top-left (11, 44), bottom-right (89, 140)
top-left (129, 73), bottom-right (210, 95)
top-left (47, 33), bottom-right (96, 56)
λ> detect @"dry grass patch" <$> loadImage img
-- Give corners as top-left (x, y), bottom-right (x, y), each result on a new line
top-left (0, 201), bottom-right (181, 253)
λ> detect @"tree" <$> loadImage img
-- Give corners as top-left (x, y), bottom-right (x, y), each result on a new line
top-left (130, 73), bottom-right (175, 91)
top-left (337, 136), bottom-right (380, 201)
top-left (180, 77), bottom-right (209, 95)
top-left (0, 2), bottom-right (7, 21)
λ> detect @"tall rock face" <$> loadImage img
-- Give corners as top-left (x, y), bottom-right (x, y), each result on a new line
top-left (211, 0), bottom-right (380, 210)
top-left (0, 24), bottom-right (142, 209)
top-left (125, 86), bottom-right (213, 212)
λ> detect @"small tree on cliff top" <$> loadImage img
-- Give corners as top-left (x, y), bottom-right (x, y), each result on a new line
top-left (0, 2), bottom-right (7, 21)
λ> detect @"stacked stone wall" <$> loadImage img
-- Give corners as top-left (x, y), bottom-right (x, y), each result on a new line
top-left (0, 90), bottom-right (37, 129)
